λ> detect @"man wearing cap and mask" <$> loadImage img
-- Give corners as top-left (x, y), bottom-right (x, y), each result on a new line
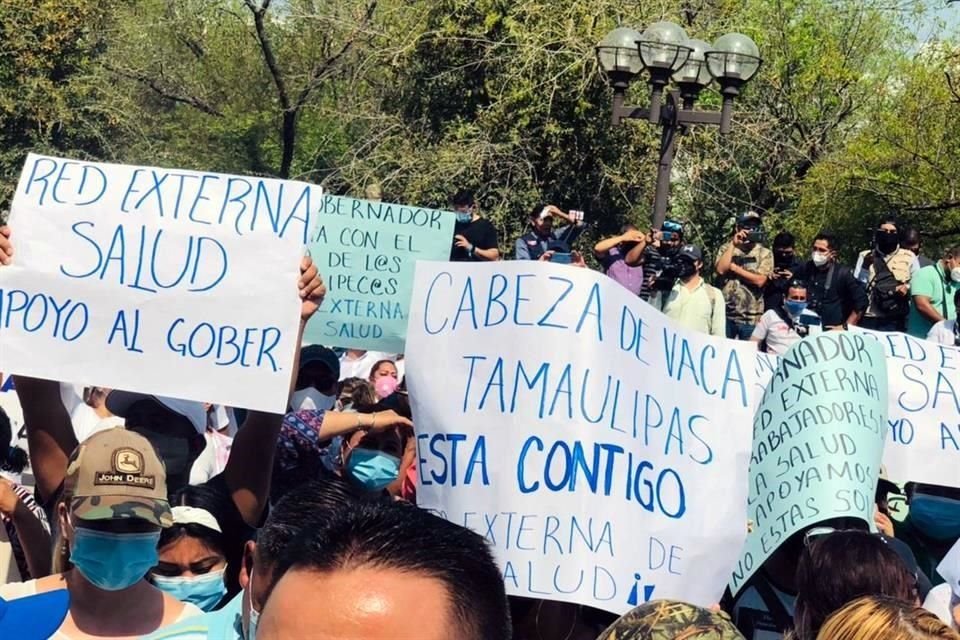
top-left (626, 219), bottom-right (686, 302)
top-left (716, 212), bottom-right (774, 340)
top-left (514, 204), bottom-right (585, 260)
top-left (649, 244), bottom-right (726, 337)
top-left (290, 345), bottom-right (340, 412)
top-left (854, 217), bottom-right (914, 332)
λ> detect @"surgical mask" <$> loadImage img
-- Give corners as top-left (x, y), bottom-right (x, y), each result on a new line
top-left (785, 300), bottom-right (808, 317)
top-left (346, 448), bottom-right (400, 492)
top-left (374, 376), bottom-right (399, 399)
top-left (70, 528), bottom-right (161, 591)
top-left (909, 495), bottom-right (960, 540)
top-left (812, 252), bottom-right (830, 268)
top-left (951, 266), bottom-right (960, 283)
top-left (246, 575), bottom-right (260, 640)
top-left (455, 211), bottom-right (472, 224)
top-left (291, 388), bottom-right (336, 412)
top-left (151, 567), bottom-right (228, 612)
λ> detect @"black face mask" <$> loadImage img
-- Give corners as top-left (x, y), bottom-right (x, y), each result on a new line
top-left (677, 260), bottom-right (697, 280)
top-left (875, 231), bottom-right (899, 254)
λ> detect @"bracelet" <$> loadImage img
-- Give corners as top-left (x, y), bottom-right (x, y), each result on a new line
top-left (467, 244), bottom-right (475, 257)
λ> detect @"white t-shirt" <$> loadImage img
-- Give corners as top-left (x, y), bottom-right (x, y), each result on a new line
top-left (927, 319), bottom-right (958, 346)
top-left (338, 351), bottom-right (403, 381)
top-left (923, 583), bottom-right (959, 629)
top-left (751, 308), bottom-right (823, 356)
top-left (59, 383), bottom-right (124, 443)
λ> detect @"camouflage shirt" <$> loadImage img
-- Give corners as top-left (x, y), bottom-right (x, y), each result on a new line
top-left (716, 242), bottom-right (774, 324)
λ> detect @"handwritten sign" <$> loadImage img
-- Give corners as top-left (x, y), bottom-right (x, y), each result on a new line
top-left (406, 261), bottom-right (755, 614)
top-left (304, 195), bottom-right (455, 352)
top-left (732, 333), bottom-right (888, 593)
top-left (855, 328), bottom-right (960, 488)
top-left (0, 154), bottom-right (313, 412)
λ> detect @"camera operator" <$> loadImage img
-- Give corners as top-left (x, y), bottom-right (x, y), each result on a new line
top-left (716, 211), bottom-right (774, 340)
top-left (593, 224), bottom-right (646, 295)
top-left (515, 204), bottom-right (585, 260)
top-left (854, 217), bottom-right (914, 332)
top-left (763, 232), bottom-right (803, 312)
top-left (751, 280), bottom-right (822, 355)
top-left (648, 244), bottom-right (726, 337)
top-left (625, 219), bottom-right (685, 301)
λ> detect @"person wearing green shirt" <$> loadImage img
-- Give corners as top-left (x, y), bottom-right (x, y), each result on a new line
top-left (906, 246), bottom-right (960, 338)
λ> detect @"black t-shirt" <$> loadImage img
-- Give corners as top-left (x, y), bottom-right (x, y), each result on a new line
top-left (451, 218), bottom-right (498, 262)
top-left (796, 261), bottom-right (868, 327)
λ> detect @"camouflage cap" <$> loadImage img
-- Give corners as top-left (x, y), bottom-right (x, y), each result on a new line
top-left (598, 601), bottom-right (745, 640)
top-left (64, 427), bottom-right (172, 527)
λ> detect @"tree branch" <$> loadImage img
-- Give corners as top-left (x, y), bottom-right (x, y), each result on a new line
top-left (245, 0), bottom-right (290, 111)
top-left (104, 63), bottom-right (223, 117)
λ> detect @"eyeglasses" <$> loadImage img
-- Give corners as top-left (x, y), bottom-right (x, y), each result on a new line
top-left (803, 526), bottom-right (885, 546)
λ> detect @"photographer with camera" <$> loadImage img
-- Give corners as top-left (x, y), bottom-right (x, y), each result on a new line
top-left (715, 211), bottom-right (774, 340)
top-left (593, 224), bottom-right (647, 295)
top-left (764, 232), bottom-right (804, 312)
top-left (854, 217), bottom-right (914, 332)
top-left (648, 244), bottom-right (726, 337)
top-left (515, 204), bottom-right (585, 260)
top-left (626, 219), bottom-right (685, 301)
top-left (751, 280), bottom-right (823, 355)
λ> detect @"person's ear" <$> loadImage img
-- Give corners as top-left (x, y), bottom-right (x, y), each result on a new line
top-left (239, 541), bottom-right (256, 589)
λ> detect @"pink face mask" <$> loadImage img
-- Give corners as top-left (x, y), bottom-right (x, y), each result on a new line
top-left (375, 376), bottom-right (399, 399)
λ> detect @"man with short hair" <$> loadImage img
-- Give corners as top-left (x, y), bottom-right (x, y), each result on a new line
top-left (764, 232), bottom-right (803, 312)
top-left (901, 228), bottom-right (934, 276)
top-left (907, 246), bottom-right (960, 338)
top-left (854, 217), bottom-right (914, 332)
top-left (751, 281), bottom-right (822, 355)
top-left (797, 232), bottom-right (867, 330)
top-left (627, 219), bottom-right (685, 301)
top-left (449, 190), bottom-right (499, 262)
top-left (257, 500), bottom-right (511, 640)
top-left (649, 245), bottom-right (726, 337)
top-left (514, 204), bottom-right (584, 260)
top-left (716, 212), bottom-right (774, 339)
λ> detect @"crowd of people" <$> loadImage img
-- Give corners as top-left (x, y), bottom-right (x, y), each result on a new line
top-left (450, 189), bottom-right (960, 353)
top-left (0, 190), bottom-right (956, 640)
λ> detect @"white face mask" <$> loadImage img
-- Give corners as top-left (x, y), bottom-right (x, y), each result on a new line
top-left (290, 388), bottom-right (336, 412)
top-left (952, 266), bottom-right (960, 283)
top-left (246, 576), bottom-right (260, 640)
top-left (812, 252), bottom-right (830, 267)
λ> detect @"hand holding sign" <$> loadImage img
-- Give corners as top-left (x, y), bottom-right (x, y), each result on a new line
top-left (0, 226), bottom-right (11, 265)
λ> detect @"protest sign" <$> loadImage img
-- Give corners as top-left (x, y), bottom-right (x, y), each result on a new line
top-left (304, 195), bottom-right (456, 353)
top-left (406, 261), bottom-right (756, 614)
top-left (0, 154), bottom-right (313, 413)
top-left (754, 329), bottom-right (960, 488)
top-left (855, 328), bottom-right (960, 488)
top-left (732, 333), bottom-right (888, 593)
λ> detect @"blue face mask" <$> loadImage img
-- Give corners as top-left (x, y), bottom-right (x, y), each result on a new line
top-left (151, 567), bottom-right (228, 612)
top-left (455, 211), bottom-right (472, 224)
top-left (785, 300), bottom-right (808, 317)
top-left (70, 528), bottom-right (161, 591)
top-left (346, 448), bottom-right (400, 492)
top-left (909, 495), bottom-right (960, 540)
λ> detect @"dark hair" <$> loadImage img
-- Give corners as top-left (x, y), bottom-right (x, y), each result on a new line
top-left (620, 223), bottom-right (638, 234)
top-left (256, 479), bottom-right (367, 570)
top-left (0, 406), bottom-right (27, 474)
top-left (268, 500), bottom-right (511, 640)
top-left (900, 228), bottom-right (921, 247)
top-left (877, 216), bottom-right (900, 230)
top-left (528, 204), bottom-right (546, 220)
top-left (787, 279), bottom-right (808, 292)
top-left (945, 245), bottom-right (960, 259)
top-left (452, 189), bottom-right (475, 208)
top-left (773, 232), bottom-right (796, 250)
top-left (814, 231), bottom-right (838, 251)
top-left (161, 482), bottom-right (250, 600)
top-left (368, 359), bottom-right (397, 382)
top-left (793, 531), bottom-right (917, 640)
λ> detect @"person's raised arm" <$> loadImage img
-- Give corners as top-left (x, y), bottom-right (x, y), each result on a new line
top-left (596, 229), bottom-right (646, 259)
top-left (223, 255), bottom-right (325, 527)
top-left (625, 231), bottom-right (654, 267)
top-left (474, 246), bottom-right (499, 261)
top-left (0, 480), bottom-right (51, 578)
top-left (715, 238), bottom-right (738, 276)
top-left (11, 377), bottom-right (77, 502)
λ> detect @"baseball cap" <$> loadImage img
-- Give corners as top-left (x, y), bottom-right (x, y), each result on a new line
top-left (106, 391), bottom-right (208, 435)
top-left (598, 601), bottom-right (745, 640)
top-left (737, 211), bottom-right (762, 227)
top-left (0, 590), bottom-right (70, 640)
top-left (64, 427), bottom-right (173, 527)
top-left (300, 345), bottom-right (341, 380)
top-left (679, 244), bottom-right (704, 262)
top-left (662, 220), bottom-right (684, 234)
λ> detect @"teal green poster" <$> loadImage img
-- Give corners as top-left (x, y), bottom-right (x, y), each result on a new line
top-left (730, 332), bottom-right (888, 593)
top-left (304, 194), bottom-right (456, 353)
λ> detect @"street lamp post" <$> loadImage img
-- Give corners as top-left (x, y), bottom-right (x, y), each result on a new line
top-left (597, 24), bottom-right (761, 229)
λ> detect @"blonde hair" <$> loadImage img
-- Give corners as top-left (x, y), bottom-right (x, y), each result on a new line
top-left (816, 596), bottom-right (960, 640)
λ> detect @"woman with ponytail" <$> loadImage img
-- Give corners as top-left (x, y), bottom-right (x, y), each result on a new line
top-left (0, 406), bottom-right (51, 582)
